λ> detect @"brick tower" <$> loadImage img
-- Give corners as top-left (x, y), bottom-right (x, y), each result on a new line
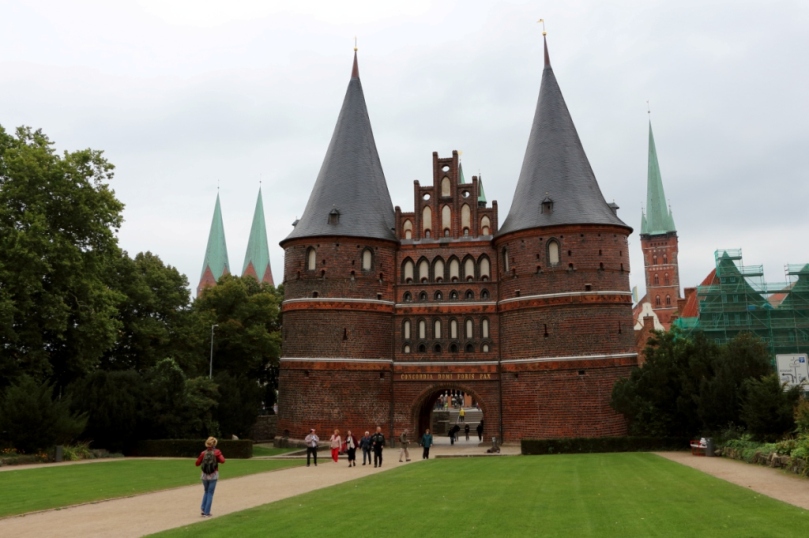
top-left (242, 187), bottom-right (274, 286)
top-left (493, 36), bottom-right (637, 439)
top-left (638, 120), bottom-right (680, 327)
top-left (197, 192), bottom-right (230, 296)
top-left (277, 50), bottom-right (398, 437)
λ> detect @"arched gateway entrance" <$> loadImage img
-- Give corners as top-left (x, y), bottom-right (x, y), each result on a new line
top-left (411, 385), bottom-right (489, 445)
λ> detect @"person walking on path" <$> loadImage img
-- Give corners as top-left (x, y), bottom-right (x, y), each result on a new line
top-left (476, 420), bottom-right (484, 442)
top-left (345, 430), bottom-right (358, 467)
top-left (329, 429), bottom-right (342, 463)
top-left (371, 426), bottom-right (386, 468)
top-left (459, 407), bottom-right (466, 423)
top-left (195, 436), bottom-right (225, 517)
top-left (420, 428), bottom-right (433, 460)
top-left (464, 423), bottom-right (470, 441)
top-left (305, 428), bottom-right (319, 467)
top-left (360, 431), bottom-right (372, 465)
top-left (398, 430), bottom-right (411, 462)
top-left (449, 424), bottom-right (460, 445)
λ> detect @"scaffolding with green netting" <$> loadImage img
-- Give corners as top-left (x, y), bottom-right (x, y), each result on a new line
top-left (673, 249), bottom-right (809, 359)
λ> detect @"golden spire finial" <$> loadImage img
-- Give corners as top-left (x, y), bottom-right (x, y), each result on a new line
top-left (354, 36), bottom-right (358, 52)
top-left (538, 18), bottom-right (546, 36)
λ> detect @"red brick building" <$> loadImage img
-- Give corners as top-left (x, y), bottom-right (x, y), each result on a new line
top-left (278, 38), bottom-right (637, 442)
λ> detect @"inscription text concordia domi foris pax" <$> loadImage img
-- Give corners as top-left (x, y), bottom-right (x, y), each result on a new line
top-left (396, 373), bottom-right (497, 381)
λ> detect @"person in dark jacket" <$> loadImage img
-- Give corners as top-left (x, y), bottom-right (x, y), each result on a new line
top-left (464, 423), bottom-right (470, 441)
top-left (359, 431), bottom-right (372, 465)
top-left (449, 424), bottom-right (461, 445)
top-left (195, 436), bottom-right (226, 517)
top-left (420, 428), bottom-right (433, 459)
top-left (476, 420), bottom-right (484, 441)
top-left (371, 426), bottom-right (386, 468)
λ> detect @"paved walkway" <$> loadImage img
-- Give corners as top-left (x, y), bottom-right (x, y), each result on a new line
top-left (654, 451), bottom-right (809, 511)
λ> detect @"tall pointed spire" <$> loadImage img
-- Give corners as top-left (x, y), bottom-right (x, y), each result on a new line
top-left (242, 187), bottom-right (274, 286)
top-left (498, 34), bottom-right (628, 237)
top-left (283, 48), bottom-right (395, 243)
top-left (198, 193), bottom-right (230, 295)
top-left (641, 121), bottom-right (676, 235)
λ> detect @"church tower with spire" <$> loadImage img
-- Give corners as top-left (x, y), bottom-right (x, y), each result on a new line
top-left (494, 35), bottom-right (636, 439)
top-left (639, 120), bottom-right (680, 327)
top-left (198, 193), bottom-right (230, 296)
top-left (242, 187), bottom-right (274, 286)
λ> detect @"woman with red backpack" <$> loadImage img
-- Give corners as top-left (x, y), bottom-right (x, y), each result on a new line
top-left (195, 437), bottom-right (225, 517)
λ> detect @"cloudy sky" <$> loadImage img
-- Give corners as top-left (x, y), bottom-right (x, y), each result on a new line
top-left (2, 0), bottom-right (807, 300)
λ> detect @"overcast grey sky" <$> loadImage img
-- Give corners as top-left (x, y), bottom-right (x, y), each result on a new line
top-left (2, 0), bottom-right (807, 301)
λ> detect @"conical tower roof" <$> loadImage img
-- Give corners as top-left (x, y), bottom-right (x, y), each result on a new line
top-left (478, 177), bottom-right (487, 204)
top-left (242, 187), bottom-right (274, 286)
top-left (641, 121), bottom-right (676, 235)
top-left (200, 193), bottom-right (230, 282)
top-left (283, 51), bottom-right (395, 243)
top-left (498, 36), bottom-right (628, 237)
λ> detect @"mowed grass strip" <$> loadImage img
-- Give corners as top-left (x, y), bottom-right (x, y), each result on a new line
top-left (155, 453), bottom-right (808, 538)
top-left (0, 458), bottom-right (301, 518)
top-left (252, 446), bottom-right (300, 457)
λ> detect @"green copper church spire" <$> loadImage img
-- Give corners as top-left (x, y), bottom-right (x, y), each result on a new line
top-left (641, 121), bottom-right (676, 235)
top-left (478, 177), bottom-right (487, 204)
top-left (242, 187), bottom-right (274, 286)
top-left (198, 193), bottom-right (230, 295)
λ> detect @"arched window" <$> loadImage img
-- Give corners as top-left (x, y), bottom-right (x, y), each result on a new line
top-left (655, 295), bottom-right (661, 307)
top-left (465, 290), bottom-right (474, 300)
top-left (482, 318), bottom-right (490, 338)
top-left (449, 258), bottom-right (460, 282)
top-left (419, 291), bottom-right (428, 302)
top-left (442, 205), bottom-right (451, 234)
top-left (663, 253), bottom-right (668, 264)
top-left (450, 319), bottom-right (458, 339)
top-left (441, 176), bottom-right (451, 196)
top-left (418, 344), bottom-right (426, 353)
top-left (362, 249), bottom-right (373, 271)
top-left (548, 240), bottom-right (560, 266)
top-left (502, 247), bottom-right (510, 272)
top-left (653, 254), bottom-right (658, 265)
top-left (481, 289), bottom-right (490, 299)
top-left (464, 257), bottom-right (475, 281)
top-left (465, 343), bottom-right (474, 353)
top-left (433, 258), bottom-right (445, 282)
top-left (419, 259), bottom-right (430, 283)
top-left (403, 292), bottom-right (412, 302)
top-left (480, 216), bottom-right (491, 236)
top-left (479, 257), bottom-right (490, 280)
top-left (482, 343), bottom-right (490, 352)
top-left (404, 345), bottom-right (411, 354)
top-left (664, 273), bottom-right (670, 285)
top-left (418, 320), bottom-right (426, 340)
top-left (433, 344), bottom-right (442, 353)
top-left (461, 204), bottom-right (471, 230)
top-left (434, 319), bottom-right (442, 339)
top-left (307, 248), bottom-right (316, 270)
top-left (450, 290), bottom-right (458, 300)
top-left (450, 343), bottom-right (459, 353)
top-left (403, 320), bottom-right (411, 339)
top-left (666, 295), bottom-right (672, 306)
top-left (654, 274), bottom-right (659, 285)
top-left (422, 206), bottom-right (432, 236)
top-left (403, 219), bottom-right (413, 240)
top-left (403, 259), bottom-right (414, 283)
top-left (434, 291), bottom-right (443, 301)
top-left (465, 319), bottom-right (473, 338)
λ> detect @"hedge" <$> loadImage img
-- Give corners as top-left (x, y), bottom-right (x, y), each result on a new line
top-left (128, 439), bottom-right (253, 459)
top-left (521, 437), bottom-right (689, 455)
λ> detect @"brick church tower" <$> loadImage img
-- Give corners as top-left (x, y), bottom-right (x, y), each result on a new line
top-left (493, 36), bottom-right (636, 438)
top-left (638, 120), bottom-right (680, 328)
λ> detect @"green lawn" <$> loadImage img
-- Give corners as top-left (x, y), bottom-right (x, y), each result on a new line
top-left (154, 453), bottom-right (808, 537)
top-left (252, 446), bottom-right (300, 457)
top-left (0, 458), bottom-right (301, 518)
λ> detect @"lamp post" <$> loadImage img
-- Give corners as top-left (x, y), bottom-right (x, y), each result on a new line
top-left (209, 324), bottom-right (219, 379)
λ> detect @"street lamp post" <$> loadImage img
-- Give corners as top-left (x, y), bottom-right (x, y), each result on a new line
top-left (209, 324), bottom-right (219, 379)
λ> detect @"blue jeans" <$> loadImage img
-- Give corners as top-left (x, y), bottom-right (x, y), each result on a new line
top-left (201, 479), bottom-right (217, 515)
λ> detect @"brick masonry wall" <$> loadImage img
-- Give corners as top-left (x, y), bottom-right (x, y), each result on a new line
top-left (283, 309), bottom-right (393, 359)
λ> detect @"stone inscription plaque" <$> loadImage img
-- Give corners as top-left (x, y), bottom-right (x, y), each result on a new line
top-left (395, 372), bottom-right (498, 382)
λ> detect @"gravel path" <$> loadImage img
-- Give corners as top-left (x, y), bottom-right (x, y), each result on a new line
top-left (654, 452), bottom-right (809, 510)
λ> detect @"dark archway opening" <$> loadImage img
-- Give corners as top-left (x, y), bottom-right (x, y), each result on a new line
top-left (413, 386), bottom-right (486, 445)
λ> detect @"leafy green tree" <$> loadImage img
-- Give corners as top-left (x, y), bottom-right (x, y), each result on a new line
top-left (214, 372), bottom-right (262, 439)
top-left (0, 375), bottom-right (87, 452)
top-left (0, 125), bottom-right (124, 388)
top-left (740, 374), bottom-right (800, 441)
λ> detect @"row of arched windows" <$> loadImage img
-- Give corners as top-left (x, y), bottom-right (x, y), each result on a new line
top-left (402, 255), bottom-right (490, 284)
top-left (654, 295), bottom-right (672, 307)
top-left (401, 211), bottom-right (491, 239)
top-left (652, 273), bottom-right (671, 286)
top-left (402, 289), bottom-right (490, 302)
top-left (402, 318), bottom-right (492, 354)
top-left (651, 253), bottom-right (669, 265)
top-left (306, 247), bottom-right (374, 272)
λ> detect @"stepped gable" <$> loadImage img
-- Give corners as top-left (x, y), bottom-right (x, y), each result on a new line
top-left (641, 120), bottom-right (676, 235)
top-left (242, 187), bottom-right (274, 286)
top-left (282, 51), bottom-right (395, 244)
top-left (198, 193), bottom-right (230, 295)
top-left (498, 36), bottom-right (628, 237)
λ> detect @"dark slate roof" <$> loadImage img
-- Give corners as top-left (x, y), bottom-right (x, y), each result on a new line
top-left (497, 37), bottom-right (629, 237)
top-left (283, 52), bottom-right (396, 244)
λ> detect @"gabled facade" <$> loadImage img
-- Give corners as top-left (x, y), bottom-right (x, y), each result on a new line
top-left (197, 193), bottom-right (230, 296)
top-left (277, 40), bottom-right (636, 442)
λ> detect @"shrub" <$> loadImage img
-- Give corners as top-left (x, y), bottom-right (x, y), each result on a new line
top-left (521, 437), bottom-right (689, 455)
top-left (740, 374), bottom-right (801, 441)
top-left (62, 442), bottom-right (94, 461)
top-left (129, 439), bottom-right (253, 459)
top-left (795, 398), bottom-right (809, 434)
top-left (0, 376), bottom-right (87, 453)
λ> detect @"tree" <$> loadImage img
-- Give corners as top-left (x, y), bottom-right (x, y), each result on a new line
top-left (0, 125), bottom-right (125, 389)
top-left (0, 375), bottom-right (87, 452)
top-left (214, 372), bottom-right (262, 439)
top-left (740, 374), bottom-right (800, 441)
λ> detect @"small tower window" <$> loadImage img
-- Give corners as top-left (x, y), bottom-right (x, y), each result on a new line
top-left (664, 273), bottom-right (670, 285)
top-left (465, 290), bottom-right (474, 300)
top-left (450, 319), bottom-right (458, 339)
top-left (481, 318), bottom-right (490, 338)
top-left (404, 345), bottom-right (411, 354)
top-left (434, 319), bottom-right (442, 339)
top-left (403, 320), bottom-right (412, 339)
top-left (655, 295), bottom-right (661, 307)
top-left (418, 320), bottom-right (426, 340)
top-left (548, 240), bottom-right (560, 265)
top-left (328, 207), bottom-right (340, 225)
top-left (663, 253), bottom-right (668, 264)
top-left (653, 254), bottom-right (658, 265)
top-left (403, 292), bottom-right (412, 302)
top-left (666, 295), bottom-right (672, 306)
top-left (419, 291), bottom-right (428, 302)
top-left (465, 319), bottom-right (473, 339)
top-left (482, 343), bottom-right (490, 352)
top-left (481, 289), bottom-right (490, 300)
top-left (362, 249), bottom-right (373, 271)
top-left (541, 196), bottom-right (554, 214)
top-left (307, 248), bottom-right (316, 271)
top-left (434, 291), bottom-right (443, 300)
top-left (450, 290), bottom-right (458, 300)
top-left (654, 274), bottom-right (659, 285)
top-left (502, 247), bottom-right (510, 272)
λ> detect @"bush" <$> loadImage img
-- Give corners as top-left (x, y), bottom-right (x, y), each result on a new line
top-left (62, 442), bottom-right (94, 461)
top-left (521, 437), bottom-right (689, 455)
top-left (129, 439), bottom-right (253, 459)
top-left (0, 376), bottom-right (87, 453)
top-left (795, 398), bottom-right (809, 434)
top-left (740, 374), bottom-right (801, 441)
